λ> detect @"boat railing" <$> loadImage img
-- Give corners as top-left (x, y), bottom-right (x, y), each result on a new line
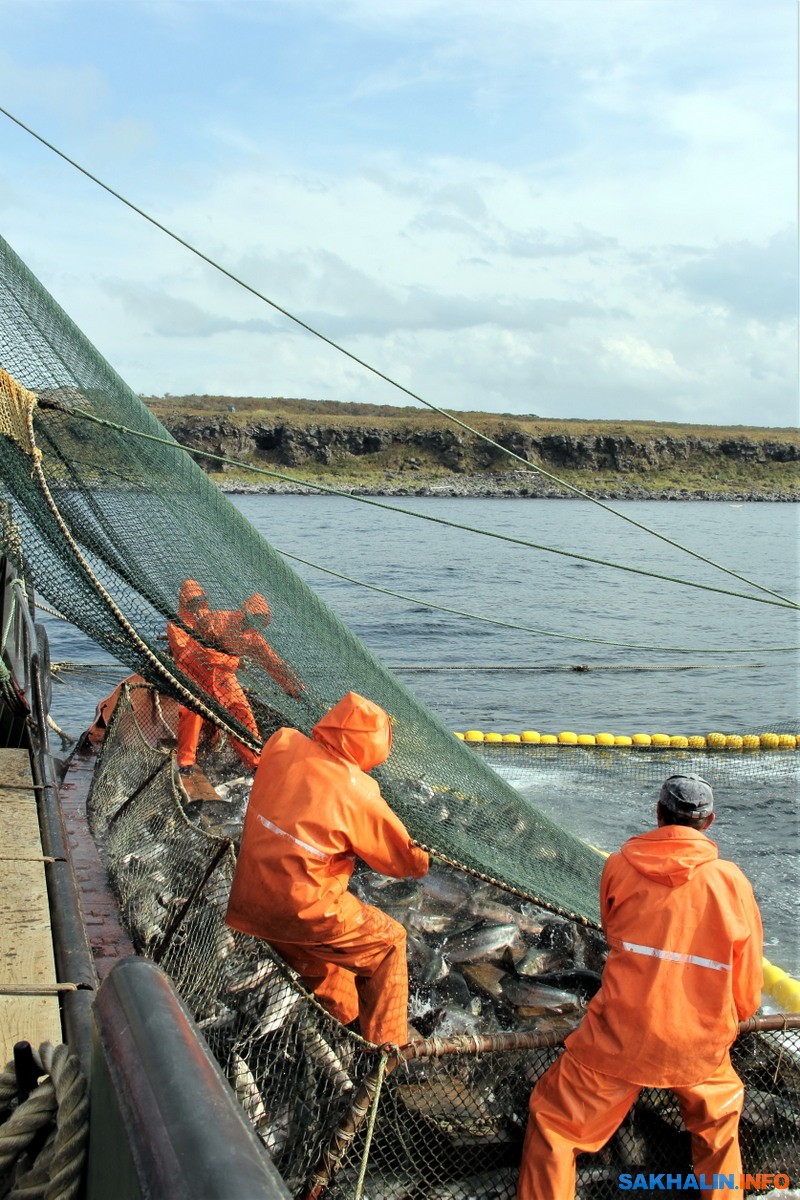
top-left (88, 955), bottom-right (290, 1200)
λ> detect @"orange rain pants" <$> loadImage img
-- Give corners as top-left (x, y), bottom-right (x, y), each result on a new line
top-left (268, 899), bottom-right (409, 1046)
top-left (176, 658), bottom-right (261, 772)
top-left (517, 1049), bottom-right (745, 1200)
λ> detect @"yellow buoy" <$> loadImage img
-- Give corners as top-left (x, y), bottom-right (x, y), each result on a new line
top-left (595, 733), bottom-right (615, 746)
top-left (651, 733), bottom-right (670, 747)
top-left (725, 735), bottom-right (743, 750)
top-left (521, 731), bottom-right (541, 743)
top-left (773, 977), bottom-right (800, 1013)
top-left (502, 733), bottom-right (521, 743)
top-left (453, 731), bottom-right (465, 740)
top-left (632, 733), bottom-right (652, 747)
top-left (669, 735), bottom-right (689, 748)
top-left (741, 734), bottom-right (760, 750)
top-left (464, 730), bottom-right (485, 742)
top-left (614, 735), bottom-right (633, 747)
top-left (540, 734), bottom-right (558, 745)
top-left (577, 734), bottom-right (596, 746)
top-left (762, 959), bottom-right (782, 992)
top-left (777, 733), bottom-right (796, 749)
top-left (484, 732), bottom-right (503, 743)
top-left (706, 732), bottom-right (727, 749)
top-left (558, 731), bottom-right (578, 745)
top-left (759, 732), bottom-right (779, 749)
top-left (687, 735), bottom-right (707, 749)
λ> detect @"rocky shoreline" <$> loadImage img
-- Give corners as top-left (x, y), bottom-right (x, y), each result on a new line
top-left (155, 407), bottom-right (798, 502)
top-left (217, 470), bottom-right (796, 502)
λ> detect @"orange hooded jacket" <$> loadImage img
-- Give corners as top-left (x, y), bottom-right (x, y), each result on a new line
top-left (565, 826), bottom-right (763, 1087)
top-left (167, 579), bottom-right (208, 666)
top-left (226, 692), bottom-right (428, 944)
top-left (183, 594), bottom-right (303, 698)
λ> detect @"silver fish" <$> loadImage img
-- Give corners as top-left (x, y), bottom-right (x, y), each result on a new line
top-left (432, 970), bottom-right (482, 1017)
top-left (499, 975), bottom-right (580, 1012)
top-left (442, 923), bottom-right (523, 965)
top-left (299, 1024), bottom-right (354, 1094)
top-left (513, 947), bottom-right (564, 978)
top-left (419, 866), bottom-right (475, 909)
top-left (229, 1051), bottom-right (268, 1131)
top-left (408, 908), bottom-right (477, 937)
top-left (225, 958), bottom-right (281, 994)
top-left (462, 963), bottom-right (507, 1001)
top-left (407, 932), bottom-right (450, 984)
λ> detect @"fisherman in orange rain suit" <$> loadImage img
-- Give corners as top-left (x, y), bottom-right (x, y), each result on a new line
top-left (226, 691), bottom-right (429, 1046)
top-left (174, 587), bottom-right (304, 776)
top-left (517, 774), bottom-right (763, 1200)
top-left (167, 579), bottom-right (210, 769)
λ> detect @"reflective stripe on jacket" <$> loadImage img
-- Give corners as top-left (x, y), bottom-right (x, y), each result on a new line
top-left (226, 692), bottom-right (429, 943)
top-left (565, 825), bottom-right (763, 1087)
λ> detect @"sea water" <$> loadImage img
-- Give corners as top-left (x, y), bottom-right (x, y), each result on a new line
top-left (41, 497), bottom-right (799, 973)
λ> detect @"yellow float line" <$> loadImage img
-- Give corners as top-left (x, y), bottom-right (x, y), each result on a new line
top-left (455, 729), bottom-right (799, 750)
top-left (456, 727), bottom-right (800, 1004)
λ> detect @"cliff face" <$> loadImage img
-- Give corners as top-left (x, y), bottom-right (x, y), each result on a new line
top-left (162, 415), bottom-right (799, 476)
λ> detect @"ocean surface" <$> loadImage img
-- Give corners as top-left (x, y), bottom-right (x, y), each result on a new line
top-left (42, 497), bottom-right (799, 975)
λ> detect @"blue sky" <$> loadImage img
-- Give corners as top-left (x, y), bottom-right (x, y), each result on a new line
top-left (0, 0), bottom-right (796, 425)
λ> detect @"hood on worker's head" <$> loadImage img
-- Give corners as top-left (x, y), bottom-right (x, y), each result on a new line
top-left (620, 826), bottom-right (718, 888)
top-left (312, 691), bottom-right (392, 771)
top-left (179, 579), bottom-right (205, 604)
top-left (242, 592), bottom-right (272, 630)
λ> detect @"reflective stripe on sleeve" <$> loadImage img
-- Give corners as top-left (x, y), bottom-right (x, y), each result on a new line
top-left (257, 813), bottom-right (329, 861)
top-left (621, 941), bottom-right (730, 972)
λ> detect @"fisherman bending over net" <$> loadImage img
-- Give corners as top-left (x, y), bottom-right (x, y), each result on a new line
top-left (226, 691), bottom-right (429, 1046)
top-left (169, 580), bottom-right (304, 778)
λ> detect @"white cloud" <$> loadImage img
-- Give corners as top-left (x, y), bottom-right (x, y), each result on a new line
top-left (0, 0), bottom-right (794, 425)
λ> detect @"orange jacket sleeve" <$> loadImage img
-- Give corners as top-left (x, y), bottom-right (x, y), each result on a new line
top-left (348, 781), bottom-right (429, 881)
top-left (731, 872), bottom-right (763, 1021)
top-left (237, 629), bottom-right (305, 698)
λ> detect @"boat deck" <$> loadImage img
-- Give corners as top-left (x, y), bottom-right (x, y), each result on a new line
top-left (0, 747), bottom-right (62, 1061)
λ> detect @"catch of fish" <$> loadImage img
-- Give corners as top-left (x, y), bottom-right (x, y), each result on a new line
top-left (90, 737), bottom-right (800, 1200)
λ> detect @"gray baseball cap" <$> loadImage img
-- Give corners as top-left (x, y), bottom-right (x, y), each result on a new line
top-left (659, 774), bottom-right (714, 819)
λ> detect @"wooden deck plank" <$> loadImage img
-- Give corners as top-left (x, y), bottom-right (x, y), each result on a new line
top-left (0, 748), bottom-right (34, 789)
top-left (0, 996), bottom-right (62, 1063)
top-left (0, 748), bottom-right (62, 1060)
top-left (0, 799), bottom-right (44, 857)
top-left (0, 861), bottom-right (57, 987)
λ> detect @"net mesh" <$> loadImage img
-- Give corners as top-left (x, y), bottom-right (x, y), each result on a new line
top-left (87, 685), bottom-right (800, 1199)
top-left (2, 230), bottom-right (799, 1197)
top-left (0, 230), bottom-right (607, 925)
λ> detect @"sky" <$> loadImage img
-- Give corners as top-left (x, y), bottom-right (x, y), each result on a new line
top-left (0, 0), bottom-right (797, 426)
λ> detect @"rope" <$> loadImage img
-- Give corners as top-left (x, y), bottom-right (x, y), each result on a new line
top-left (1, 104), bottom-right (793, 610)
top-left (31, 602), bottom-right (68, 622)
top-left (1, 579), bottom-right (26, 655)
top-left (387, 662), bottom-right (770, 671)
top-left (20, 397), bottom-right (261, 755)
top-left (352, 1052), bottom-right (388, 1200)
top-left (274, 550), bottom-right (798, 653)
top-left (0, 986), bottom-right (79, 996)
top-left (0, 1042), bottom-right (88, 1200)
top-left (46, 716), bottom-right (74, 748)
top-left (413, 842), bottom-right (600, 929)
top-left (50, 405), bottom-right (798, 613)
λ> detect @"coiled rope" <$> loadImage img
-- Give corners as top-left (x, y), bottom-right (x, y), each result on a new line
top-left (0, 1042), bottom-right (88, 1200)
